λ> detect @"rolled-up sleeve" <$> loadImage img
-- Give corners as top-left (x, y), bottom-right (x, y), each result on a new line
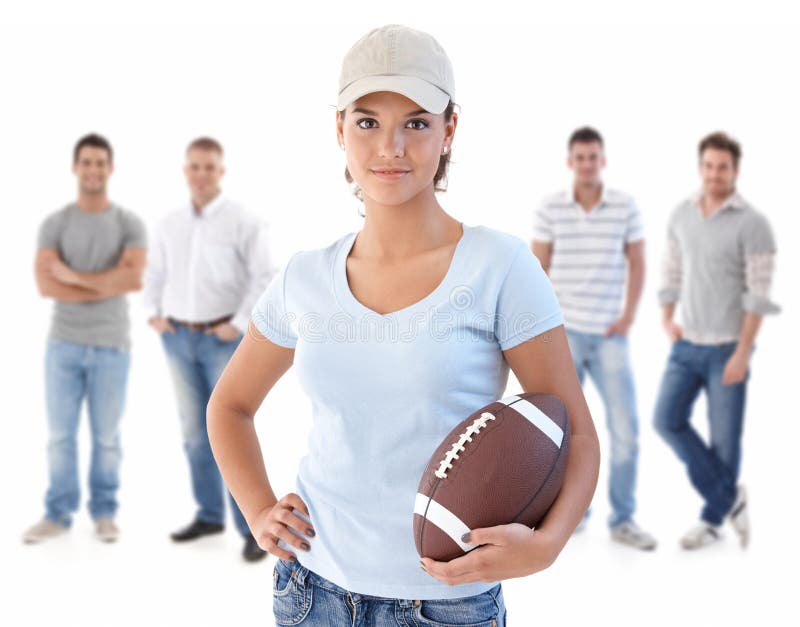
top-left (658, 216), bottom-right (682, 305)
top-left (741, 212), bottom-right (780, 315)
top-left (743, 252), bottom-right (780, 315)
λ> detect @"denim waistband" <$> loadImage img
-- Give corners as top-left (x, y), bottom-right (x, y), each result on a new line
top-left (280, 559), bottom-right (501, 606)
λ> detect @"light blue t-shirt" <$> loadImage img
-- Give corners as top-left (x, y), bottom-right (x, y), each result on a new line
top-left (251, 223), bottom-right (564, 600)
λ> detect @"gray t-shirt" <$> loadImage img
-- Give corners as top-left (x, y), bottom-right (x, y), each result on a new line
top-left (37, 203), bottom-right (147, 349)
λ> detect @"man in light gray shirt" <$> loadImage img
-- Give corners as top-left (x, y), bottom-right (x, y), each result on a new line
top-left (654, 132), bottom-right (779, 550)
top-left (24, 134), bottom-right (147, 544)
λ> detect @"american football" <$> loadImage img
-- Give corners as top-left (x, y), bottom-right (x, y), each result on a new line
top-left (414, 393), bottom-right (571, 561)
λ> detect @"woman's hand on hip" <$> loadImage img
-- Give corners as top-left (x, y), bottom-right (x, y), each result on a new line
top-left (253, 493), bottom-right (315, 561)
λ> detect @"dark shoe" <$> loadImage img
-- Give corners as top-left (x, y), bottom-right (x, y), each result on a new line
top-left (242, 533), bottom-right (267, 562)
top-left (170, 520), bottom-right (224, 542)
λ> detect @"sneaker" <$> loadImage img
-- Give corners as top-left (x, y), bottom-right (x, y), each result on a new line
top-left (22, 519), bottom-right (68, 544)
top-left (727, 484), bottom-right (750, 549)
top-left (95, 517), bottom-right (119, 543)
top-left (611, 521), bottom-right (657, 551)
top-left (680, 522), bottom-right (722, 550)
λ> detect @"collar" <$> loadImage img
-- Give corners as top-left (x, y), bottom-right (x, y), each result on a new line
top-left (692, 189), bottom-right (746, 213)
top-left (570, 183), bottom-right (609, 208)
top-left (189, 191), bottom-right (226, 218)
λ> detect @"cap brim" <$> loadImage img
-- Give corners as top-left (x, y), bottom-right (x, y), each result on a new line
top-left (337, 75), bottom-right (450, 114)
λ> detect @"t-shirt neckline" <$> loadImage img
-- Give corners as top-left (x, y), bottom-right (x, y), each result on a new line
top-left (336, 222), bottom-right (472, 318)
top-left (70, 202), bottom-right (115, 215)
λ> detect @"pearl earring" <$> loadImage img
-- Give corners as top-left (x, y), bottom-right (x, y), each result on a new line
top-left (442, 145), bottom-right (449, 154)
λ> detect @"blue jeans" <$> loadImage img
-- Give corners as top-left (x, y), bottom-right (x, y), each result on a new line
top-left (161, 324), bottom-right (249, 537)
top-left (566, 329), bottom-right (639, 528)
top-left (44, 339), bottom-right (131, 526)
top-left (272, 559), bottom-right (506, 626)
top-left (653, 339), bottom-right (748, 525)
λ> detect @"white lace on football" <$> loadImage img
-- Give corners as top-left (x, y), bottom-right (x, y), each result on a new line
top-left (434, 412), bottom-right (497, 479)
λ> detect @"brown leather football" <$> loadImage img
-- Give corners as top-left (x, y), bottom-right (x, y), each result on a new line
top-left (414, 392), bottom-right (571, 561)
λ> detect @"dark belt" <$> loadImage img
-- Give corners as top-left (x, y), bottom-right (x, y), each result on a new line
top-left (167, 314), bottom-right (233, 331)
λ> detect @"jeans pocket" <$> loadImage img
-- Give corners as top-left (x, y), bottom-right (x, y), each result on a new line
top-left (213, 332), bottom-right (243, 345)
top-left (272, 559), bottom-right (314, 625)
top-left (670, 338), bottom-right (688, 358)
top-left (414, 585), bottom-right (501, 627)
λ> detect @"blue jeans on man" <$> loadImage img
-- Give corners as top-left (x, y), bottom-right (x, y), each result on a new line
top-left (653, 339), bottom-right (747, 525)
top-left (161, 323), bottom-right (249, 536)
top-left (566, 329), bottom-right (639, 528)
top-left (44, 339), bottom-right (131, 526)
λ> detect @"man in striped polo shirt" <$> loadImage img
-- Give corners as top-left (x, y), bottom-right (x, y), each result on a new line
top-left (532, 127), bottom-right (656, 550)
top-left (654, 132), bottom-right (779, 550)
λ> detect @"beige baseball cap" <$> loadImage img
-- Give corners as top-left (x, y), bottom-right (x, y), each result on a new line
top-left (337, 24), bottom-right (455, 114)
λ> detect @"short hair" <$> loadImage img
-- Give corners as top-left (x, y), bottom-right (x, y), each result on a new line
top-left (73, 133), bottom-right (113, 164)
top-left (698, 132), bottom-right (741, 169)
top-left (186, 136), bottom-right (224, 156)
top-left (568, 126), bottom-right (604, 150)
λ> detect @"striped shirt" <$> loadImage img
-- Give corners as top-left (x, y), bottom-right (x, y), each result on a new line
top-left (533, 187), bottom-right (644, 334)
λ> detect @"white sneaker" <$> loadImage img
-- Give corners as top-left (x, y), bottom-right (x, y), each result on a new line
top-left (611, 521), bottom-right (657, 551)
top-left (95, 517), bottom-right (119, 543)
top-left (680, 522), bottom-right (722, 550)
top-left (727, 485), bottom-right (749, 549)
top-left (22, 519), bottom-right (68, 544)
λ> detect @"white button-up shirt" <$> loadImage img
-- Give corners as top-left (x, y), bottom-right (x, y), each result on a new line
top-left (142, 193), bottom-right (277, 333)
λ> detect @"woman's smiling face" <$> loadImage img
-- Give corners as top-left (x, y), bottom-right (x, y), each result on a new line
top-left (336, 91), bottom-right (457, 207)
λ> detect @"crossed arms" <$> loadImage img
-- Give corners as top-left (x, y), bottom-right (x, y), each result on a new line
top-left (34, 247), bottom-right (147, 303)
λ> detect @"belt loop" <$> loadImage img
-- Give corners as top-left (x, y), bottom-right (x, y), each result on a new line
top-left (293, 564), bottom-right (308, 586)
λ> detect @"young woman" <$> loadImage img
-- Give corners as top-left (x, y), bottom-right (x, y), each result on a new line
top-left (208, 24), bottom-right (600, 627)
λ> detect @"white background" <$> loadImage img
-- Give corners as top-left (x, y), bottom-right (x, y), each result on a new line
top-left (1, 2), bottom-right (798, 626)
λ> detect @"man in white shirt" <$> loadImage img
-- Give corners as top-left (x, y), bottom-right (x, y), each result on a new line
top-left (142, 137), bottom-right (276, 561)
top-left (532, 127), bottom-right (656, 550)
